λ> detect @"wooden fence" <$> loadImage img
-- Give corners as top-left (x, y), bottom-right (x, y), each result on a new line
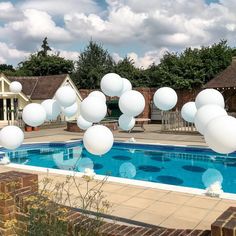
top-left (161, 111), bottom-right (197, 133)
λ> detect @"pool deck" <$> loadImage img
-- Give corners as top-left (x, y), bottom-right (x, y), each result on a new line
top-left (0, 124), bottom-right (234, 230)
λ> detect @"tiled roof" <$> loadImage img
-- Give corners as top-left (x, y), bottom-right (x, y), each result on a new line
top-left (205, 59), bottom-right (236, 88)
top-left (7, 74), bottom-right (67, 100)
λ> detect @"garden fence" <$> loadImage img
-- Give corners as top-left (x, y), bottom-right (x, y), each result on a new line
top-left (161, 111), bottom-right (197, 133)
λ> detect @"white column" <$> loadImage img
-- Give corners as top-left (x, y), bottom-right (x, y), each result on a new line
top-left (1, 80), bottom-right (3, 93)
top-left (3, 98), bottom-right (6, 121)
top-left (11, 98), bottom-right (14, 121)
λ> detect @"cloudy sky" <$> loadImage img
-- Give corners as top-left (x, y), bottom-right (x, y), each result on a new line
top-left (0, 0), bottom-right (235, 68)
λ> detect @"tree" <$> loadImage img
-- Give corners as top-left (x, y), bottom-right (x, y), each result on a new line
top-left (0, 64), bottom-right (15, 75)
top-left (37, 37), bottom-right (52, 57)
top-left (72, 41), bottom-right (114, 89)
top-left (148, 40), bottom-right (234, 89)
top-left (114, 57), bottom-right (147, 87)
top-left (199, 40), bottom-right (233, 83)
top-left (17, 38), bottom-right (74, 76)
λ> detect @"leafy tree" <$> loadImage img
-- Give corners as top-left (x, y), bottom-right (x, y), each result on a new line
top-left (0, 64), bottom-right (15, 72)
top-left (72, 41), bottom-right (114, 89)
top-left (148, 40), bottom-right (234, 89)
top-left (18, 54), bottom-right (74, 76)
top-left (199, 40), bottom-right (233, 83)
top-left (113, 57), bottom-right (148, 87)
top-left (0, 64), bottom-right (16, 75)
top-left (37, 37), bottom-right (52, 57)
top-left (17, 38), bottom-right (74, 76)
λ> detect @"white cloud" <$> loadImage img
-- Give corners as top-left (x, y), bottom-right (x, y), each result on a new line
top-left (0, 42), bottom-right (29, 64)
top-left (112, 52), bottom-right (123, 63)
top-left (8, 9), bottom-right (71, 41)
top-left (1, 0), bottom-right (236, 67)
top-left (64, 6), bottom-right (147, 44)
top-left (0, 9), bottom-right (72, 50)
top-left (50, 48), bottom-right (79, 61)
top-left (128, 48), bottom-right (169, 69)
top-left (19, 0), bottom-right (100, 16)
top-left (113, 48), bottom-right (169, 69)
top-left (64, 0), bottom-right (236, 49)
top-left (0, 2), bottom-right (23, 21)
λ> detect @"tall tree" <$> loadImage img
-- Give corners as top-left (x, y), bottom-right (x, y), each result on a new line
top-left (17, 38), bottom-right (74, 76)
top-left (114, 57), bottom-right (151, 87)
top-left (149, 40), bottom-right (234, 89)
top-left (72, 41), bottom-right (114, 89)
top-left (37, 37), bottom-right (52, 57)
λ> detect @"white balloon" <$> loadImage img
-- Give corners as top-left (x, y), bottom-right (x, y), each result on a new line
top-left (118, 114), bottom-right (135, 131)
top-left (195, 89), bottom-right (224, 109)
top-left (9, 81), bottom-right (22, 93)
top-left (89, 91), bottom-right (106, 103)
top-left (0, 126), bottom-right (24, 150)
top-left (181, 102), bottom-right (197, 123)
top-left (119, 78), bottom-right (132, 96)
top-left (119, 90), bottom-right (145, 117)
top-left (80, 96), bottom-right (107, 123)
top-left (61, 102), bottom-right (78, 117)
top-left (194, 104), bottom-right (227, 135)
top-left (78, 158), bottom-right (94, 172)
top-left (153, 87), bottom-right (177, 111)
top-left (77, 115), bottom-right (92, 130)
top-left (202, 168), bottom-right (223, 188)
top-left (41, 99), bottom-right (61, 121)
top-left (100, 73), bottom-right (123, 97)
top-left (83, 125), bottom-right (114, 155)
top-left (119, 162), bottom-right (136, 178)
top-left (204, 115), bottom-right (236, 154)
top-left (22, 103), bottom-right (46, 127)
top-left (55, 86), bottom-right (76, 107)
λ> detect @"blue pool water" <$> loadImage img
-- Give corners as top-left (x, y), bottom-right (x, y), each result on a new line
top-left (2, 141), bottom-right (236, 194)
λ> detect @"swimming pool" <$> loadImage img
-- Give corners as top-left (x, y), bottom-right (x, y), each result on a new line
top-left (2, 141), bottom-right (236, 194)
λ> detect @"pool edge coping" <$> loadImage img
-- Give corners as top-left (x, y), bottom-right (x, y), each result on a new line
top-left (3, 139), bottom-right (236, 201)
top-left (6, 163), bottom-right (236, 201)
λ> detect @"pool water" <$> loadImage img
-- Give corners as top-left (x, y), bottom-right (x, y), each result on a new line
top-left (3, 141), bottom-right (236, 194)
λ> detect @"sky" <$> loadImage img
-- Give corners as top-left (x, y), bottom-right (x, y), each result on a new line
top-left (0, 0), bottom-right (235, 68)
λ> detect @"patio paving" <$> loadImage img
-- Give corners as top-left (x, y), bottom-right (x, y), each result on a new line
top-left (0, 124), bottom-right (232, 230)
top-left (23, 124), bottom-right (205, 146)
top-left (0, 164), bottom-right (235, 231)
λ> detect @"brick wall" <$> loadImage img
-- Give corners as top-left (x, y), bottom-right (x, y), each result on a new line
top-left (79, 88), bottom-right (201, 119)
top-left (0, 171), bottom-right (38, 235)
top-left (211, 207), bottom-right (236, 236)
top-left (0, 171), bottom-right (212, 236)
top-left (79, 87), bottom-right (236, 119)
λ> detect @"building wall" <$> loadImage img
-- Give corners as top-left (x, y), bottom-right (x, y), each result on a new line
top-left (79, 88), bottom-right (202, 119)
top-left (0, 74), bottom-right (82, 122)
top-left (0, 75), bottom-right (30, 121)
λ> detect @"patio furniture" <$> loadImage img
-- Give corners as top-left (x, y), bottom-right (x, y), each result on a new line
top-left (130, 118), bottom-right (151, 132)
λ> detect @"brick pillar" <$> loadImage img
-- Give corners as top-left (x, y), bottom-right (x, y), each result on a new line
top-left (211, 207), bottom-right (236, 236)
top-left (0, 171), bottom-right (38, 235)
